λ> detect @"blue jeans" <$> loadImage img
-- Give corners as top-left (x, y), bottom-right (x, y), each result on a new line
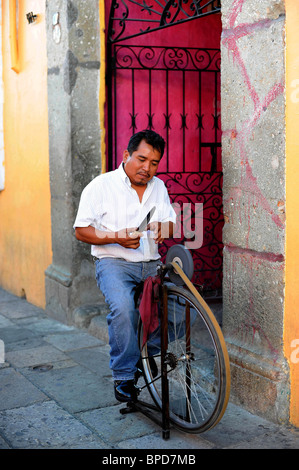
top-left (95, 257), bottom-right (161, 381)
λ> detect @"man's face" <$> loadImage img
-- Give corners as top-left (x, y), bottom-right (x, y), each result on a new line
top-left (123, 140), bottom-right (161, 187)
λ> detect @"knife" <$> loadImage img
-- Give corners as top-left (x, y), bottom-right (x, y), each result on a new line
top-left (137, 206), bottom-right (156, 232)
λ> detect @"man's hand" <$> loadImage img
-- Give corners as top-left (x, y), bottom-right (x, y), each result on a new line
top-left (147, 221), bottom-right (174, 244)
top-left (75, 222), bottom-right (173, 248)
top-left (75, 225), bottom-right (142, 250)
top-left (115, 228), bottom-right (143, 249)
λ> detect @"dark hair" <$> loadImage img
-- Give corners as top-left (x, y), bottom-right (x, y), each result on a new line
top-left (127, 130), bottom-right (165, 158)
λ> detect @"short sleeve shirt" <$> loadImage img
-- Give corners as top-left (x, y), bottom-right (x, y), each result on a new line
top-left (73, 163), bottom-right (176, 262)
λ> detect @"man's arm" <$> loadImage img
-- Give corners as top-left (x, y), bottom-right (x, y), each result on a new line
top-left (75, 226), bottom-right (142, 249)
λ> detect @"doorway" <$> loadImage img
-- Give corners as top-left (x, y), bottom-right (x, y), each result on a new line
top-left (105, 0), bottom-right (222, 295)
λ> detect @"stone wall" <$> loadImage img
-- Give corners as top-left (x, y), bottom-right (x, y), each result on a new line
top-left (221, 0), bottom-right (289, 423)
top-left (45, 0), bottom-right (104, 323)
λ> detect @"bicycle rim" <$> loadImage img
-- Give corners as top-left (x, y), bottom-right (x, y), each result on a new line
top-left (138, 285), bottom-right (230, 433)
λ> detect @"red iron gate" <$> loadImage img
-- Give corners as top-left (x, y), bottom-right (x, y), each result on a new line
top-left (106, 1), bottom-right (223, 294)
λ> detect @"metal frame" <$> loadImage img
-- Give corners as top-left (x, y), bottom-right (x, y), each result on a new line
top-left (110, 44), bottom-right (221, 171)
top-left (107, 0), bottom-right (221, 44)
top-left (120, 282), bottom-right (171, 440)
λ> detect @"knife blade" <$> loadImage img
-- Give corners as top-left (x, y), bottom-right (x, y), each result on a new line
top-left (137, 206), bottom-right (156, 232)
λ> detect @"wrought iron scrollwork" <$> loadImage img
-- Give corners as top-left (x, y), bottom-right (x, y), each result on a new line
top-left (113, 45), bottom-right (221, 72)
top-left (108, 0), bottom-right (221, 43)
top-left (158, 172), bottom-right (224, 292)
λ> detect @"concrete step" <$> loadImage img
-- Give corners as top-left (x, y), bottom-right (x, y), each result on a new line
top-left (72, 299), bottom-right (223, 344)
top-left (72, 303), bottom-right (109, 342)
top-left (88, 315), bottom-right (109, 343)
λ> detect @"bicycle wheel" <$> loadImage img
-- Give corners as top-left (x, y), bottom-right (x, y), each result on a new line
top-left (138, 285), bottom-right (230, 433)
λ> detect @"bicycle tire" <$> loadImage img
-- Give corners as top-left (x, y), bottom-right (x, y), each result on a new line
top-left (138, 285), bottom-right (230, 433)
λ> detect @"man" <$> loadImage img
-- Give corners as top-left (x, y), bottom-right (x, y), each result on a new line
top-left (74, 130), bottom-right (176, 402)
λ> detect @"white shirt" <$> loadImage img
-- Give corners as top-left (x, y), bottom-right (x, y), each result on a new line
top-left (73, 163), bottom-right (176, 262)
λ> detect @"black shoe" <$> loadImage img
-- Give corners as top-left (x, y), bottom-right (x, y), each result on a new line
top-left (114, 379), bottom-right (139, 403)
top-left (135, 357), bottom-right (158, 383)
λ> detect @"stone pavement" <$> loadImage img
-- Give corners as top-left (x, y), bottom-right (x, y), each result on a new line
top-left (0, 287), bottom-right (299, 451)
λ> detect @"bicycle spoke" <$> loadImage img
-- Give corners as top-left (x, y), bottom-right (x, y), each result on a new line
top-left (138, 284), bottom-right (230, 433)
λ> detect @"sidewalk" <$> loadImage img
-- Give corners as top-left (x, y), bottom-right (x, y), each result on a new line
top-left (0, 286), bottom-right (298, 450)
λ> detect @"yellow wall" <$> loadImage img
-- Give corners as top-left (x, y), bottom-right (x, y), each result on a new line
top-left (0, 1), bottom-right (52, 307)
top-left (285, 0), bottom-right (299, 427)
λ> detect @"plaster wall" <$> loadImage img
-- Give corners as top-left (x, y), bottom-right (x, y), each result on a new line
top-left (0, 0), bottom-right (51, 307)
top-left (284, 0), bottom-right (299, 428)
